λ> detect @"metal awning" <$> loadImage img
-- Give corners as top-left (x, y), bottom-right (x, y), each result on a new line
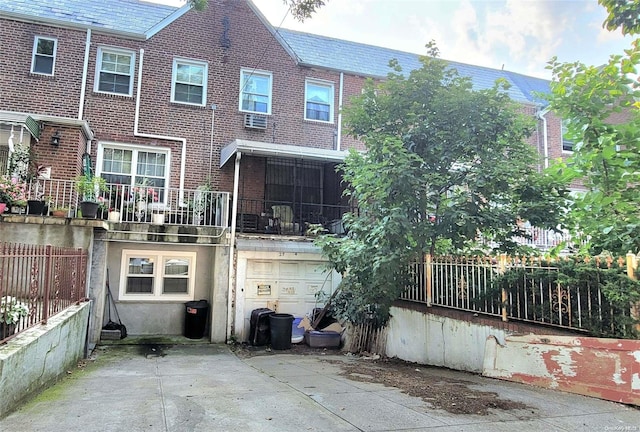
top-left (220, 139), bottom-right (350, 167)
top-left (0, 112), bottom-right (41, 140)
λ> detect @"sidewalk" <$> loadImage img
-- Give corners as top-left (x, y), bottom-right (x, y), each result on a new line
top-left (1, 342), bottom-right (638, 431)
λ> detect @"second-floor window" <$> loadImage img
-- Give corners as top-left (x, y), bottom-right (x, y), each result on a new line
top-left (305, 79), bottom-right (334, 122)
top-left (240, 69), bottom-right (272, 114)
top-left (562, 120), bottom-right (573, 152)
top-left (172, 59), bottom-right (207, 106)
top-left (95, 47), bottom-right (135, 96)
top-left (31, 36), bottom-right (57, 75)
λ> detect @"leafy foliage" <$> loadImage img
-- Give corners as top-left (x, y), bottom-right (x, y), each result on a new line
top-left (316, 45), bottom-right (567, 327)
top-left (599, 0), bottom-right (640, 35)
top-left (546, 40), bottom-right (640, 254)
top-left (488, 258), bottom-right (640, 338)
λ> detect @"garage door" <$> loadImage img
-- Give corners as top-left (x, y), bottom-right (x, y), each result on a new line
top-left (240, 259), bottom-right (334, 340)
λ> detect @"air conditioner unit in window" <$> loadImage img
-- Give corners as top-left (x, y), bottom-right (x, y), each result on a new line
top-left (244, 113), bottom-right (267, 130)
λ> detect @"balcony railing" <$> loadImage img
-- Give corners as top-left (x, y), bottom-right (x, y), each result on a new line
top-left (4, 179), bottom-right (230, 229)
top-left (237, 198), bottom-right (356, 235)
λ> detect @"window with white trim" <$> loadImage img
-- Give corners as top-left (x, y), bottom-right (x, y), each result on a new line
top-left (94, 47), bottom-right (135, 96)
top-left (305, 79), bottom-right (334, 122)
top-left (97, 143), bottom-right (169, 205)
top-left (239, 69), bottom-right (272, 114)
top-left (119, 250), bottom-right (196, 301)
top-left (172, 58), bottom-right (207, 106)
top-left (31, 36), bottom-right (57, 75)
top-left (561, 120), bottom-right (573, 152)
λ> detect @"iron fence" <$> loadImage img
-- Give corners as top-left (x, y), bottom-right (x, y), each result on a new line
top-left (403, 254), bottom-right (638, 336)
top-left (0, 242), bottom-right (87, 343)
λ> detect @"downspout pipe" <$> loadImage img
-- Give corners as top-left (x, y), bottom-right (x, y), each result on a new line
top-left (537, 107), bottom-right (549, 169)
top-left (78, 29), bottom-right (91, 120)
top-left (134, 48), bottom-right (187, 202)
top-left (336, 72), bottom-right (344, 151)
top-left (226, 151), bottom-right (241, 341)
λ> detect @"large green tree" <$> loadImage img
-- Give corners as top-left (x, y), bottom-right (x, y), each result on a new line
top-left (546, 40), bottom-right (640, 254)
top-left (600, 0), bottom-right (640, 35)
top-left (317, 45), bottom-right (567, 326)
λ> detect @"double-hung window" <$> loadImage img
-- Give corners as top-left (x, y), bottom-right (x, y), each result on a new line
top-left (239, 69), bottom-right (272, 114)
top-left (172, 58), bottom-right (207, 106)
top-left (95, 47), bottom-right (135, 96)
top-left (98, 143), bottom-right (169, 206)
top-left (31, 36), bottom-right (57, 75)
top-left (120, 250), bottom-right (196, 301)
top-left (561, 119), bottom-right (573, 152)
top-left (305, 79), bottom-right (334, 122)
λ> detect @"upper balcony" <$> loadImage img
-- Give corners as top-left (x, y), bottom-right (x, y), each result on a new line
top-left (0, 179), bottom-right (231, 243)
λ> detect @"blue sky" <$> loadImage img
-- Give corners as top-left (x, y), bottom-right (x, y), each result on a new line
top-left (155, 0), bottom-right (635, 79)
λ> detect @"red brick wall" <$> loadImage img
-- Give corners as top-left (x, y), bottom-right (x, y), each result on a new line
top-left (0, 0), bottom-right (568, 198)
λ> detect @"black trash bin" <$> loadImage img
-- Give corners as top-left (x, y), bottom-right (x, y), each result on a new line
top-left (184, 300), bottom-right (209, 339)
top-left (269, 313), bottom-right (294, 350)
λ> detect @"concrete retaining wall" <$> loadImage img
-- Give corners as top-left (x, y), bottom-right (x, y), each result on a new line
top-left (0, 302), bottom-right (91, 418)
top-left (385, 306), bottom-right (507, 372)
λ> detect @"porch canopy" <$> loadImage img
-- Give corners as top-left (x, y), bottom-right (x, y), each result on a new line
top-left (0, 111), bottom-right (41, 141)
top-left (220, 139), bottom-right (350, 167)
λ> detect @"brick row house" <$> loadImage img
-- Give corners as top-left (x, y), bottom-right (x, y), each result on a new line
top-left (0, 0), bottom-right (569, 346)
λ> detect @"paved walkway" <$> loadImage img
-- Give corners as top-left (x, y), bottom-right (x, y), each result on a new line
top-left (1, 343), bottom-right (638, 431)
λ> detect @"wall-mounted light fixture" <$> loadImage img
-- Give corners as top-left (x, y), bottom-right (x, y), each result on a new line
top-left (50, 130), bottom-right (61, 146)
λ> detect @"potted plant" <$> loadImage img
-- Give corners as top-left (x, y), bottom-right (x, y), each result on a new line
top-left (0, 295), bottom-right (29, 338)
top-left (75, 174), bottom-right (107, 219)
top-left (0, 175), bottom-right (26, 214)
top-left (51, 207), bottom-right (70, 218)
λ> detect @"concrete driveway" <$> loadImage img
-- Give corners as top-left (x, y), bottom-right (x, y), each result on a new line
top-left (0, 343), bottom-right (637, 431)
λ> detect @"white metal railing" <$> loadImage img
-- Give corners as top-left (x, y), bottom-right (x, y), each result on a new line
top-left (8, 179), bottom-right (230, 228)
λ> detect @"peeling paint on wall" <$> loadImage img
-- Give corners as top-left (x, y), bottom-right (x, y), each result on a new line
top-left (483, 334), bottom-right (640, 406)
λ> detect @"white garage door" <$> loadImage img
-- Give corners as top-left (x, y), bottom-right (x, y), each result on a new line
top-left (238, 258), bottom-right (335, 341)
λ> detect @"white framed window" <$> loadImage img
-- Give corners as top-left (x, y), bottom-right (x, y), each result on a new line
top-left (305, 79), bottom-right (334, 122)
top-left (561, 120), bottom-right (573, 153)
top-left (119, 250), bottom-right (196, 301)
top-left (94, 47), bottom-right (135, 96)
top-left (239, 69), bottom-right (272, 114)
top-left (96, 142), bottom-right (170, 206)
top-left (31, 36), bottom-right (57, 75)
top-left (172, 58), bottom-right (207, 106)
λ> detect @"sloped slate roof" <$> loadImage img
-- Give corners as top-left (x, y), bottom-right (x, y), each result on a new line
top-left (0, 0), bottom-right (550, 103)
top-left (277, 29), bottom-right (549, 104)
top-left (0, 0), bottom-right (178, 35)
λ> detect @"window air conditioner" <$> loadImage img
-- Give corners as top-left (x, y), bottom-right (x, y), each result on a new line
top-left (244, 113), bottom-right (267, 130)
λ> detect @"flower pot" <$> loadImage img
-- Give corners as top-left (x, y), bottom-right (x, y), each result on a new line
top-left (80, 201), bottom-right (100, 219)
top-left (108, 211), bottom-right (121, 222)
top-left (151, 213), bottom-right (165, 225)
top-left (0, 322), bottom-right (16, 339)
top-left (0, 203), bottom-right (6, 214)
top-left (52, 209), bottom-right (68, 218)
top-left (27, 200), bottom-right (46, 215)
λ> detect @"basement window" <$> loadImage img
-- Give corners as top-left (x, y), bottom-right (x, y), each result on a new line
top-left (119, 250), bottom-right (196, 301)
